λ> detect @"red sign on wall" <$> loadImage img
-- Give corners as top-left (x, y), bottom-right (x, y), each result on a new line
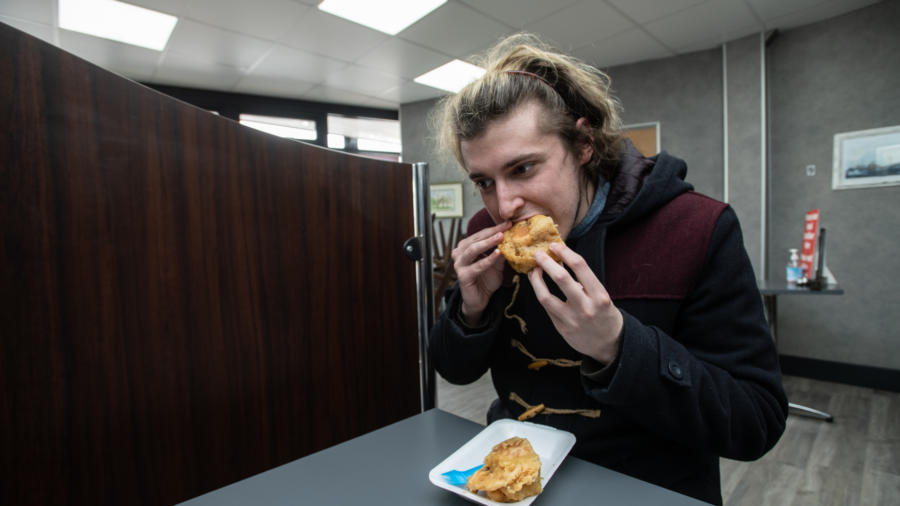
top-left (800, 209), bottom-right (819, 279)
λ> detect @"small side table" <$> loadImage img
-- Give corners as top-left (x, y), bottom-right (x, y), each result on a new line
top-left (758, 279), bottom-right (844, 422)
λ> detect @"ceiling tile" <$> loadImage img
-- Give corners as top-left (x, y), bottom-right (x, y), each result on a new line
top-left (645, 0), bottom-right (763, 52)
top-left (743, 0), bottom-right (824, 22)
top-left (184, 0), bottom-right (309, 42)
top-left (233, 75), bottom-right (318, 99)
top-left (605, 0), bottom-right (706, 24)
top-left (153, 50), bottom-right (245, 90)
top-left (126, 0), bottom-right (191, 16)
top-left (0, 0), bottom-right (883, 111)
top-left (572, 27), bottom-right (675, 69)
top-left (458, 0), bottom-right (583, 29)
top-left (279, 8), bottom-right (389, 62)
top-left (58, 29), bottom-right (161, 81)
top-left (249, 44), bottom-right (348, 83)
top-left (398, 2), bottom-right (513, 59)
top-left (524, 0), bottom-right (634, 51)
top-left (0, 15), bottom-right (55, 46)
top-left (165, 19), bottom-right (273, 71)
top-left (765, 0), bottom-right (882, 30)
top-left (381, 81), bottom-right (447, 105)
top-left (322, 64), bottom-right (406, 97)
top-left (301, 84), bottom-right (397, 109)
top-left (356, 38), bottom-right (450, 80)
top-left (0, 0), bottom-right (53, 25)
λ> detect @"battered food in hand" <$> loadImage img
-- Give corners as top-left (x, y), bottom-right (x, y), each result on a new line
top-left (466, 437), bottom-right (542, 502)
top-left (498, 215), bottom-right (563, 273)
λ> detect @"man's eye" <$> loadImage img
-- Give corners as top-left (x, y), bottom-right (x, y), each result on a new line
top-left (514, 163), bottom-right (533, 175)
top-left (474, 179), bottom-right (493, 190)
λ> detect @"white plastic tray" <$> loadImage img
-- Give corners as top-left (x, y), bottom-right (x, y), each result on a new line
top-left (428, 419), bottom-right (576, 505)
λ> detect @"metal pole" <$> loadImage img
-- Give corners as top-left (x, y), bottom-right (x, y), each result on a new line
top-left (411, 162), bottom-right (435, 411)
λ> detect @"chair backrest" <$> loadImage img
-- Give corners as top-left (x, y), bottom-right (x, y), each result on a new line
top-left (432, 215), bottom-right (465, 313)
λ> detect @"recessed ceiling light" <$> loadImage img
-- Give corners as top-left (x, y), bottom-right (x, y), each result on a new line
top-left (414, 59), bottom-right (485, 93)
top-left (58, 0), bottom-right (178, 51)
top-left (318, 0), bottom-right (446, 35)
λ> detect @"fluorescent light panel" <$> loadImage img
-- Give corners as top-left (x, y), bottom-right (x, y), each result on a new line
top-left (414, 59), bottom-right (485, 93)
top-left (318, 0), bottom-right (446, 35)
top-left (58, 0), bottom-right (177, 51)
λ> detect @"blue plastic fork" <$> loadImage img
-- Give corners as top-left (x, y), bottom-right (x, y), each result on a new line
top-left (441, 464), bottom-right (483, 485)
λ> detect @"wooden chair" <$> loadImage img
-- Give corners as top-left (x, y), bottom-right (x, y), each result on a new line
top-left (432, 214), bottom-right (464, 317)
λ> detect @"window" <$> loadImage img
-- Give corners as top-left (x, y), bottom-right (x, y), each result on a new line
top-left (327, 114), bottom-right (401, 160)
top-left (239, 113), bottom-right (317, 141)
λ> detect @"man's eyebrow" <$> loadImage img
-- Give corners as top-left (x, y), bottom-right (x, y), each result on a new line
top-left (502, 153), bottom-right (538, 169)
top-left (467, 153), bottom-right (540, 180)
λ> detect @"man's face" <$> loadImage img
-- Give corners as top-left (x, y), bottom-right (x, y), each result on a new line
top-left (460, 100), bottom-right (593, 240)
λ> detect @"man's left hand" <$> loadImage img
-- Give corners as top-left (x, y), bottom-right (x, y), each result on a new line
top-left (528, 242), bottom-right (623, 364)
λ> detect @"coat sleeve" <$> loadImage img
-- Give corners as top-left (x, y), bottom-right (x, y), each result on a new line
top-left (582, 207), bottom-right (788, 461)
top-left (429, 207), bottom-right (504, 385)
top-left (428, 285), bottom-right (503, 385)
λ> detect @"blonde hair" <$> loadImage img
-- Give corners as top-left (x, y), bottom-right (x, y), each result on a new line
top-left (436, 33), bottom-right (624, 184)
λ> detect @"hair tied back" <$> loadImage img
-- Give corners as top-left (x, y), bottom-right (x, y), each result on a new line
top-left (504, 70), bottom-right (553, 88)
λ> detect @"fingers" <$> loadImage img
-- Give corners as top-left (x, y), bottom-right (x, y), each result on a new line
top-left (546, 243), bottom-right (607, 297)
top-left (452, 222), bottom-right (509, 267)
top-left (461, 248), bottom-right (505, 281)
top-left (532, 249), bottom-right (589, 302)
top-left (527, 266), bottom-right (566, 315)
top-left (529, 244), bottom-right (623, 362)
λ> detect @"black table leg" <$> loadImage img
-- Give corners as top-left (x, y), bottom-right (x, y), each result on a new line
top-left (763, 294), bottom-right (834, 423)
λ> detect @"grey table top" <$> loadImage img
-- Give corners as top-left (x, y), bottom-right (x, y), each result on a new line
top-left (178, 408), bottom-right (707, 505)
top-left (758, 279), bottom-right (844, 296)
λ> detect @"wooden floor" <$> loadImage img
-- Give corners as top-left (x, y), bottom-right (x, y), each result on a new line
top-left (436, 374), bottom-right (900, 505)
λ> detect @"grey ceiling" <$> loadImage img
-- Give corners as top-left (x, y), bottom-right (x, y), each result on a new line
top-left (0, 0), bottom-right (881, 110)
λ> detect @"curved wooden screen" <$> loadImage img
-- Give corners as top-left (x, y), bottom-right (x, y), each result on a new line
top-left (0, 23), bottom-right (420, 505)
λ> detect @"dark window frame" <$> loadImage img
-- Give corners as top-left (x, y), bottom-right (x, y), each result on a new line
top-left (144, 84), bottom-right (398, 149)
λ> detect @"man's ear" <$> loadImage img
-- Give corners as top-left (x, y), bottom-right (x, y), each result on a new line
top-left (575, 117), bottom-right (594, 165)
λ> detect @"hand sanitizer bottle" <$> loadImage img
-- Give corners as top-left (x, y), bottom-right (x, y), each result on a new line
top-left (786, 248), bottom-right (803, 284)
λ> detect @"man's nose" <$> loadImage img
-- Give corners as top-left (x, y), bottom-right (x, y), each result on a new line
top-left (496, 181), bottom-right (523, 221)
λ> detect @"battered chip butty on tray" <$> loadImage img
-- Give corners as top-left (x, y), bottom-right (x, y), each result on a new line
top-left (498, 215), bottom-right (564, 274)
top-left (466, 436), bottom-right (543, 503)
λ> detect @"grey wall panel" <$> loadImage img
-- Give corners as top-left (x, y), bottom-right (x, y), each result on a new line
top-left (400, 97), bottom-right (483, 225)
top-left (725, 33), bottom-right (765, 278)
top-left (606, 48), bottom-right (724, 201)
top-left (768, 0), bottom-right (900, 370)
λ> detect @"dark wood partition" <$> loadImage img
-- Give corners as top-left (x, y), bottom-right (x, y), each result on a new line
top-left (0, 23), bottom-right (421, 505)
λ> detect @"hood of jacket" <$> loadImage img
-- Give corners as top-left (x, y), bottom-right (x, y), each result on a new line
top-left (598, 140), bottom-right (694, 229)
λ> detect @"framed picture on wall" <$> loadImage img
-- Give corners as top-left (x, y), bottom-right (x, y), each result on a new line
top-left (623, 122), bottom-right (660, 157)
top-left (832, 124), bottom-right (900, 190)
top-left (430, 183), bottom-right (464, 218)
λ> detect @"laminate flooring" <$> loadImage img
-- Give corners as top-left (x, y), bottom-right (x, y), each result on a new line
top-left (435, 373), bottom-right (900, 505)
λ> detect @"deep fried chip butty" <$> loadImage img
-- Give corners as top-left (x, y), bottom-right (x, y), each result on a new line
top-left (466, 437), bottom-right (542, 503)
top-left (498, 215), bottom-right (563, 273)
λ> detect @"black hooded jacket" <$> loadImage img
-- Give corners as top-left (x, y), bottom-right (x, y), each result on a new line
top-left (429, 145), bottom-right (788, 505)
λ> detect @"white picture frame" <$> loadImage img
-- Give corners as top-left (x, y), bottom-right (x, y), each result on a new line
top-left (832, 125), bottom-right (900, 190)
top-left (430, 183), bottom-right (464, 218)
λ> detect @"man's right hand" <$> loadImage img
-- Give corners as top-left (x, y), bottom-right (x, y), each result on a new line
top-left (451, 221), bottom-right (510, 326)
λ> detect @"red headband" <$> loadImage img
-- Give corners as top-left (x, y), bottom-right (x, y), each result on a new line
top-left (504, 69), bottom-right (553, 88)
